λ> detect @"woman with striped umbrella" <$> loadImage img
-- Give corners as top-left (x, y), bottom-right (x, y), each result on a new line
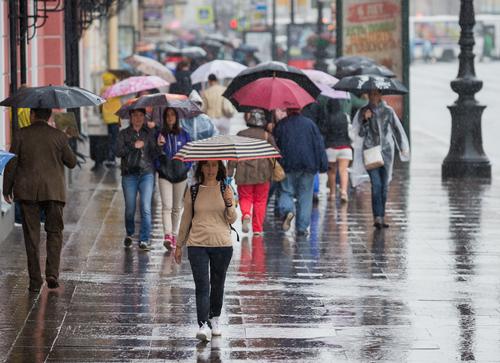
top-left (174, 135), bottom-right (279, 342)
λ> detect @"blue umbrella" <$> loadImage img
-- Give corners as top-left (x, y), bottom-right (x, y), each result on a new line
top-left (0, 150), bottom-right (15, 175)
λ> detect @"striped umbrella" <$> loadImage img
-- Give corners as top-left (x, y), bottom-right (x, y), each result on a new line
top-left (173, 135), bottom-right (281, 162)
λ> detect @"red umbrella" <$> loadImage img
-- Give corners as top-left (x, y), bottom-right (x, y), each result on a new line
top-left (230, 77), bottom-right (316, 111)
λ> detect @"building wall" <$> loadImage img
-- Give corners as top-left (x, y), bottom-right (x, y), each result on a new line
top-left (0, 0), bottom-right (14, 239)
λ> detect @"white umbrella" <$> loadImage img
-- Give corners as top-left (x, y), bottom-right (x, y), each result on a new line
top-left (190, 60), bottom-right (247, 84)
top-left (125, 54), bottom-right (176, 83)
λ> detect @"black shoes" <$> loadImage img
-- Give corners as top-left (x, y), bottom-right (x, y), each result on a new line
top-left (374, 217), bottom-right (389, 229)
top-left (46, 276), bottom-right (60, 289)
top-left (123, 236), bottom-right (133, 248)
top-left (28, 282), bottom-right (42, 293)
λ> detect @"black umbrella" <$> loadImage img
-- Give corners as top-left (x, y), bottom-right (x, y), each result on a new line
top-left (0, 85), bottom-right (105, 108)
top-left (333, 75), bottom-right (408, 95)
top-left (334, 55), bottom-right (377, 68)
top-left (223, 61), bottom-right (321, 101)
top-left (336, 63), bottom-right (396, 78)
top-left (236, 44), bottom-right (259, 53)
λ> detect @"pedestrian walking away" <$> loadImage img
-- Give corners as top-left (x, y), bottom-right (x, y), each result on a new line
top-left (351, 90), bottom-right (410, 229)
top-left (156, 107), bottom-right (191, 250)
top-left (202, 74), bottom-right (236, 135)
top-left (175, 160), bottom-right (237, 342)
top-left (320, 98), bottom-right (354, 202)
top-left (116, 108), bottom-right (161, 250)
top-left (2, 108), bottom-right (77, 292)
top-left (273, 109), bottom-right (328, 235)
top-left (228, 109), bottom-right (276, 235)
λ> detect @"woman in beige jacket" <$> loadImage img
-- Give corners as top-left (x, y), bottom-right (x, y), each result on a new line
top-left (175, 160), bottom-right (236, 342)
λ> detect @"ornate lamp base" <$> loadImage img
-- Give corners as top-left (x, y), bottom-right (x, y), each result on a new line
top-left (442, 103), bottom-right (491, 179)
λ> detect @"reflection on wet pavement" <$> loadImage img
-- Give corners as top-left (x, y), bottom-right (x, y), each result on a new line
top-left (1, 146), bottom-right (500, 362)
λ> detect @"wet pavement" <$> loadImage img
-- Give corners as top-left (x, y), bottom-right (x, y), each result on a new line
top-left (2, 97), bottom-right (500, 361)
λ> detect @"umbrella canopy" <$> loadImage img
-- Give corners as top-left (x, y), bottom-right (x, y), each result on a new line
top-left (190, 60), bottom-right (247, 84)
top-left (336, 63), bottom-right (396, 78)
top-left (316, 83), bottom-right (350, 100)
top-left (334, 56), bottom-right (377, 68)
top-left (0, 85), bottom-right (105, 109)
top-left (333, 75), bottom-right (408, 95)
top-left (236, 44), bottom-right (259, 53)
top-left (229, 77), bottom-right (316, 111)
top-left (124, 54), bottom-right (176, 83)
top-left (302, 70), bottom-right (350, 100)
top-left (179, 46), bottom-right (207, 58)
top-left (101, 76), bottom-right (169, 99)
top-left (115, 93), bottom-right (201, 119)
top-left (173, 135), bottom-right (281, 162)
top-left (302, 69), bottom-right (338, 87)
top-left (0, 150), bottom-right (15, 175)
top-left (223, 61), bottom-right (321, 100)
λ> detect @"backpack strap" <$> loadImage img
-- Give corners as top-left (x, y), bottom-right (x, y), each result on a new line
top-left (188, 183), bottom-right (200, 234)
top-left (220, 181), bottom-right (240, 242)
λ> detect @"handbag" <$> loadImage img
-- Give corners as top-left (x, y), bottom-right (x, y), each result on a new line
top-left (158, 134), bottom-right (189, 183)
top-left (272, 159), bottom-right (286, 182)
top-left (158, 155), bottom-right (189, 183)
top-left (264, 131), bottom-right (286, 182)
top-left (363, 145), bottom-right (384, 170)
top-left (126, 148), bottom-right (142, 174)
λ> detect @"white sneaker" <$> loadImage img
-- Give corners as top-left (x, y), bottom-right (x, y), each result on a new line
top-left (196, 322), bottom-right (211, 341)
top-left (242, 216), bottom-right (251, 233)
top-left (210, 316), bottom-right (222, 336)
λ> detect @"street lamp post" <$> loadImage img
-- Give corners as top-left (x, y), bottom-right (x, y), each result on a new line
top-left (314, 0), bottom-right (328, 72)
top-left (442, 0), bottom-right (491, 179)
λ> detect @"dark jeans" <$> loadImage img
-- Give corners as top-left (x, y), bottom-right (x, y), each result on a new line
top-left (107, 123), bottom-right (120, 161)
top-left (367, 166), bottom-right (389, 217)
top-left (19, 200), bottom-right (64, 288)
top-left (188, 246), bottom-right (233, 327)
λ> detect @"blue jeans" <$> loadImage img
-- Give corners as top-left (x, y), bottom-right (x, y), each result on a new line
top-left (188, 247), bottom-right (233, 327)
top-left (122, 173), bottom-right (154, 242)
top-left (367, 166), bottom-right (388, 217)
top-left (278, 171), bottom-right (315, 232)
top-left (313, 173), bottom-right (320, 194)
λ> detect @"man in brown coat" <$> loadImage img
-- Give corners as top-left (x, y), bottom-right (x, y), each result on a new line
top-left (3, 108), bottom-right (77, 292)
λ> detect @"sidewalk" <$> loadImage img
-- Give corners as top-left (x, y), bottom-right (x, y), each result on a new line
top-left (0, 127), bottom-right (499, 362)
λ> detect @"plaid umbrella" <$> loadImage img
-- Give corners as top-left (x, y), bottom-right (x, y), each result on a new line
top-left (173, 135), bottom-right (281, 162)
